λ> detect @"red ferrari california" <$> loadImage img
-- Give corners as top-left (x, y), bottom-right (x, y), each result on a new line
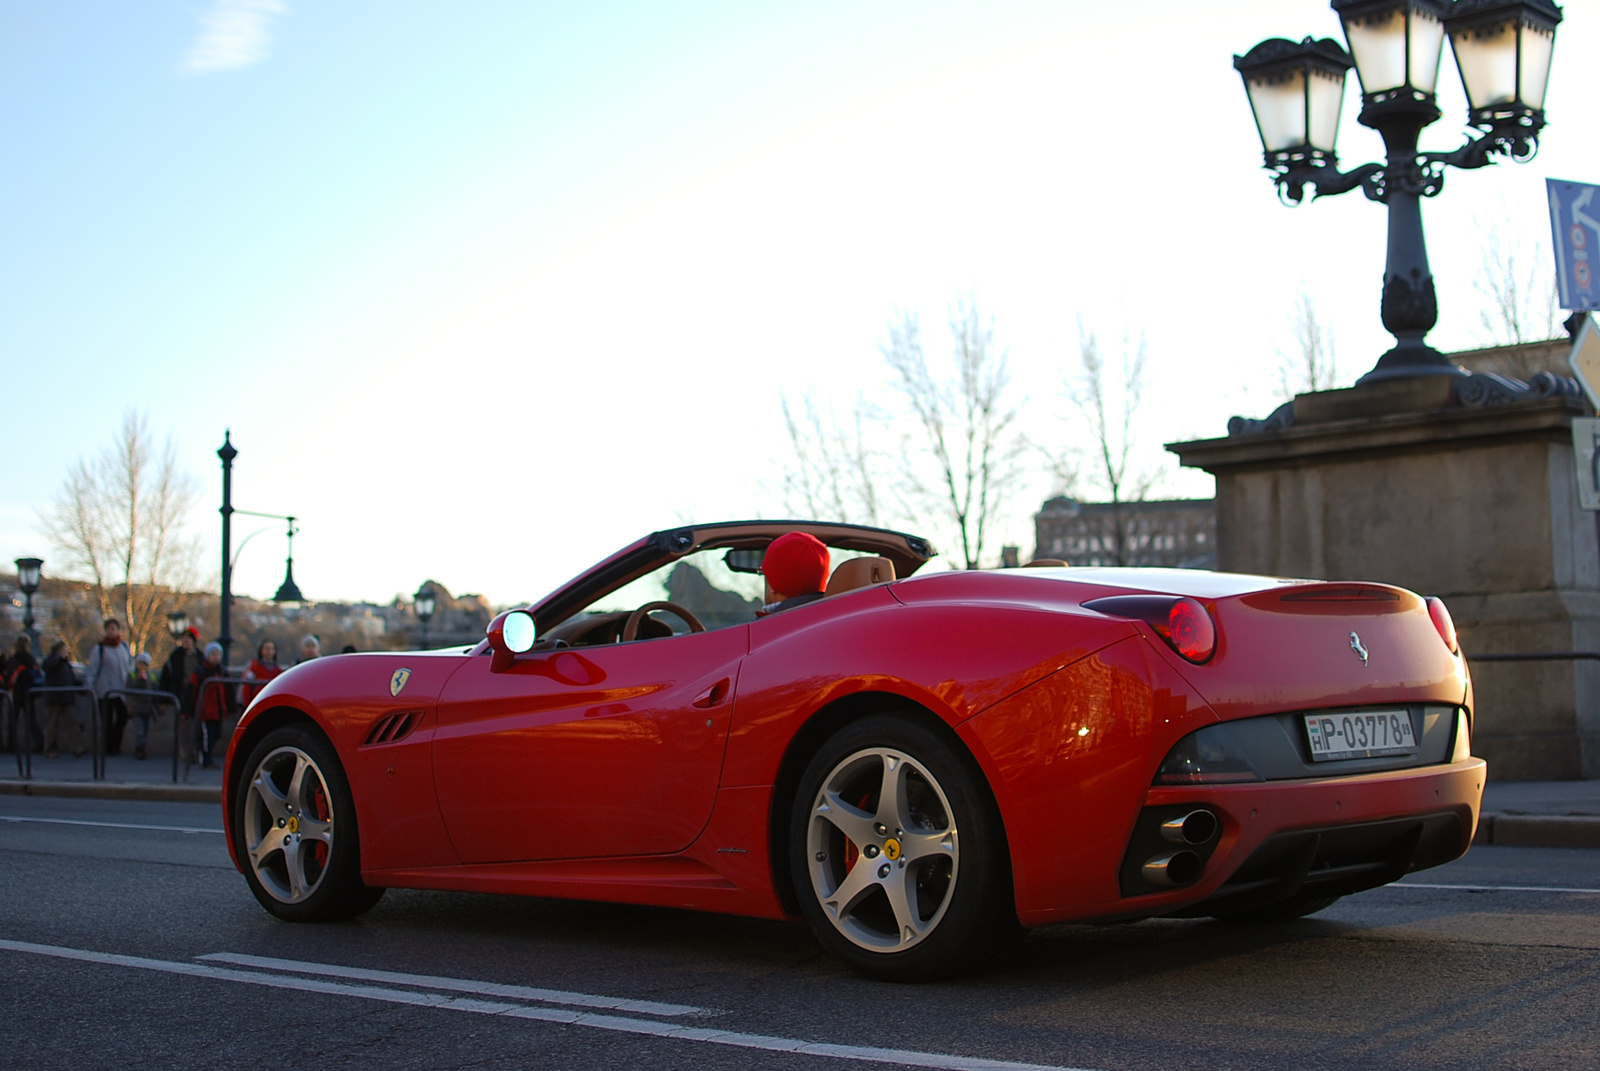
top-left (223, 520), bottom-right (1483, 980)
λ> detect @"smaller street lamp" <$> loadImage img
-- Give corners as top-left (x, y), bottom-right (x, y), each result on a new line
top-left (272, 516), bottom-right (304, 606)
top-left (166, 610), bottom-right (189, 639)
top-left (414, 586), bottom-right (437, 650)
top-left (15, 557), bottom-right (43, 658)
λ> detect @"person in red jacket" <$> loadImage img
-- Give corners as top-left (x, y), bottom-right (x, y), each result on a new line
top-left (186, 642), bottom-right (237, 769)
top-left (241, 639), bottom-right (283, 706)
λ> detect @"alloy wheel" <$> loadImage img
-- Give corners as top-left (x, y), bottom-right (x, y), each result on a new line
top-left (243, 745), bottom-right (335, 904)
top-left (804, 746), bottom-right (959, 952)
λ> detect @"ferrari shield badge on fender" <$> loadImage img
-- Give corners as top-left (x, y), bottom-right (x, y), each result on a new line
top-left (390, 668), bottom-right (412, 697)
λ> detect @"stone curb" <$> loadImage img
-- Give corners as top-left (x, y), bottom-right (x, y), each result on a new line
top-left (1474, 812), bottom-right (1600, 849)
top-left (0, 779), bottom-right (220, 804)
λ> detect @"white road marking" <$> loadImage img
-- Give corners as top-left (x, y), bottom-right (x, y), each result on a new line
top-left (0, 939), bottom-right (1096, 1071)
top-left (1395, 881), bottom-right (1600, 894)
top-left (198, 951), bottom-right (711, 1017)
top-left (0, 815), bottom-right (222, 835)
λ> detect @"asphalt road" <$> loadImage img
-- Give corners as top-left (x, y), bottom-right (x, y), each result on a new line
top-left (2, 795), bottom-right (1598, 1071)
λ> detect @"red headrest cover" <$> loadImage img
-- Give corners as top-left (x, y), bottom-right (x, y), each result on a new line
top-left (762, 532), bottom-right (831, 599)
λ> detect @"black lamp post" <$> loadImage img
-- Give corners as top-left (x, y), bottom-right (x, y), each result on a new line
top-left (219, 432), bottom-right (306, 662)
top-left (218, 432), bottom-right (237, 659)
top-left (414, 586), bottom-right (437, 650)
top-left (15, 557), bottom-right (42, 658)
top-left (1236, 0), bottom-right (1563, 384)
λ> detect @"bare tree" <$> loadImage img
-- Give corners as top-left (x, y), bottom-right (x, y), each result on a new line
top-left (882, 301), bottom-right (1024, 570)
top-left (778, 393), bottom-right (884, 526)
top-left (38, 411), bottom-right (201, 656)
top-left (1474, 222), bottom-right (1561, 349)
top-left (1068, 323), bottom-right (1158, 567)
top-left (1278, 287), bottom-right (1340, 399)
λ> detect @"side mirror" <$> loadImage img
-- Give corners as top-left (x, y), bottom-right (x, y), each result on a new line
top-left (486, 610), bottom-right (538, 672)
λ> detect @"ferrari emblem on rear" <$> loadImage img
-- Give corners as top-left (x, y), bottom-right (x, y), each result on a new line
top-left (390, 668), bottom-right (412, 697)
top-left (1349, 632), bottom-right (1369, 667)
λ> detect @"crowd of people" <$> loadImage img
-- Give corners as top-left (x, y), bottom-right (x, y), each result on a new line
top-left (1, 623), bottom-right (329, 767)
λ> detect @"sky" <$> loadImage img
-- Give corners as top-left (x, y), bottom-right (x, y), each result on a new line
top-left (3, 0), bottom-right (1598, 609)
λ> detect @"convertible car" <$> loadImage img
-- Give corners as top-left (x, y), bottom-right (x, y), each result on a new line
top-left (222, 520), bottom-right (1483, 979)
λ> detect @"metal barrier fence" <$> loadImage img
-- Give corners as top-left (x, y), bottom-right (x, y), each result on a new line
top-left (1, 692), bottom-right (16, 777)
top-left (20, 685), bottom-right (99, 780)
top-left (105, 687), bottom-right (184, 783)
top-left (6, 676), bottom-right (257, 784)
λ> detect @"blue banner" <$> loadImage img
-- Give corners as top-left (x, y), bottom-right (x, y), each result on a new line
top-left (1549, 178), bottom-right (1600, 312)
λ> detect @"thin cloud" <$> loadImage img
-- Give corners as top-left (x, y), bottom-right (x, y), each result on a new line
top-left (181, 0), bottom-right (289, 75)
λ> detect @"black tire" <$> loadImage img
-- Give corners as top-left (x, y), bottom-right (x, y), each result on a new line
top-left (233, 724), bottom-right (384, 922)
top-left (1213, 891), bottom-right (1342, 924)
top-left (788, 714), bottom-right (1020, 981)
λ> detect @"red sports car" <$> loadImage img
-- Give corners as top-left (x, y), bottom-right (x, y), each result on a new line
top-left (223, 520), bottom-right (1483, 980)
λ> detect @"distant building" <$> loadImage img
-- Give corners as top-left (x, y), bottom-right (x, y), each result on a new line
top-left (1033, 496), bottom-right (1217, 569)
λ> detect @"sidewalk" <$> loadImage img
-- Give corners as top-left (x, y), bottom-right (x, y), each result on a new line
top-left (1478, 779), bottom-right (1600, 849)
top-left (2, 753), bottom-right (1598, 846)
top-left (0, 751), bottom-right (223, 803)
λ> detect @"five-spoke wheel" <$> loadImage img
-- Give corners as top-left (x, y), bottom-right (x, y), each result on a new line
top-left (243, 744), bottom-right (336, 904)
top-left (233, 725), bottom-right (384, 922)
top-left (805, 746), bottom-right (960, 953)
top-left (790, 715), bottom-right (1018, 980)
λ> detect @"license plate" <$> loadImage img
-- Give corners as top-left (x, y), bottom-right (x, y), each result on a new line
top-left (1303, 710), bottom-right (1417, 761)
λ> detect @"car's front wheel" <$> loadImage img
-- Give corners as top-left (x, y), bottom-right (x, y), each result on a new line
top-left (234, 725), bottom-right (384, 922)
top-left (789, 715), bottom-right (1018, 980)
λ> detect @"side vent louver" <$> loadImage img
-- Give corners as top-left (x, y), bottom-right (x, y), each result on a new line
top-left (363, 711), bottom-right (421, 746)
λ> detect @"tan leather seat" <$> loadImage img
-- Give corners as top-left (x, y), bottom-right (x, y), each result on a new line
top-left (1025, 558), bottom-right (1068, 567)
top-left (825, 556), bottom-right (896, 596)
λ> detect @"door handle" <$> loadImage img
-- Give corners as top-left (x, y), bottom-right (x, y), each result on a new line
top-left (692, 678), bottom-right (731, 708)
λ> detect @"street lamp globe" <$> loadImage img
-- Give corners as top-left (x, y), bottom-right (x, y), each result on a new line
top-left (15, 557), bottom-right (42, 595)
top-left (167, 610), bottom-right (189, 638)
top-left (1446, 0), bottom-right (1562, 128)
top-left (1234, 37), bottom-right (1353, 168)
top-left (1332, 0), bottom-right (1449, 101)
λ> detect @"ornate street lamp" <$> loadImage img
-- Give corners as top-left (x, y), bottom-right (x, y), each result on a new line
top-left (15, 557), bottom-right (42, 658)
top-left (1236, 0), bottom-right (1563, 383)
top-left (166, 610), bottom-right (189, 639)
top-left (414, 586), bottom-right (437, 650)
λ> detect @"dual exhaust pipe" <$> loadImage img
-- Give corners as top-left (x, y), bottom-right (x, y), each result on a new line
top-left (1141, 809), bottom-right (1219, 888)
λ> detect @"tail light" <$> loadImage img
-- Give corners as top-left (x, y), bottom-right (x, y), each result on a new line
top-left (1426, 596), bottom-right (1458, 653)
top-left (1084, 595), bottom-right (1218, 664)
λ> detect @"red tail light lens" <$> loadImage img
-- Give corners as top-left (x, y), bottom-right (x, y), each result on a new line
top-left (1426, 596), bottom-right (1458, 653)
top-left (1167, 598), bottom-right (1216, 663)
top-left (1084, 594), bottom-right (1217, 664)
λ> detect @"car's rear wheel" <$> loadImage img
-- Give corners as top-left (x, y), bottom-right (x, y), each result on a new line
top-left (789, 715), bottom-right (1018, 980)
top-left (234, 725), bottom-right (384, 922)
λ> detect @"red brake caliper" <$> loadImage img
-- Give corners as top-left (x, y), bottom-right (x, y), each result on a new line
top-left (309, 783), bottom-right (331, 868)
top-left (841, 790), bottom-right (872, 874)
